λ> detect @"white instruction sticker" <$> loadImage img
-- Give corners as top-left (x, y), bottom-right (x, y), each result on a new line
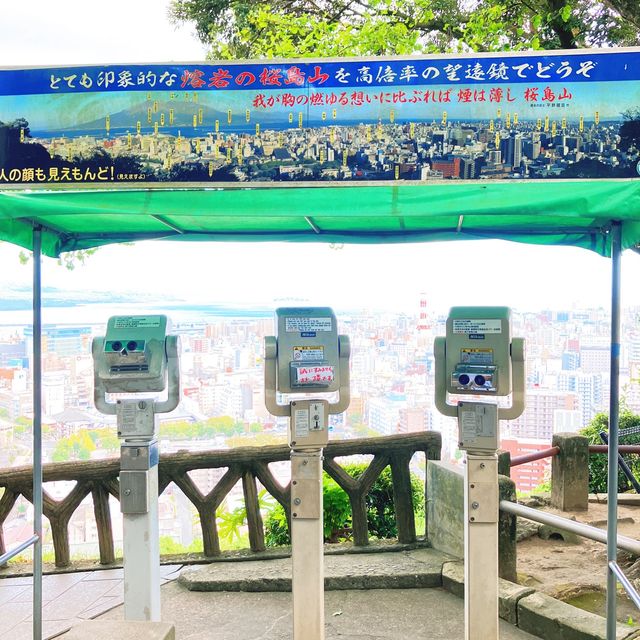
top-left (461, 406), bottom-right (493, 441)
top-left (293, 346), bottom-right (324, 361)
top-left (113, 316), bottom-right (162, 329)
top-left (119, 403), bottom-right (140, 433)
top-left (285, 317), bottom-right (333, 332)
top-left (452, 319), bottom-right (502, 334)
top-left (294, 409), bottom-right (310, 438)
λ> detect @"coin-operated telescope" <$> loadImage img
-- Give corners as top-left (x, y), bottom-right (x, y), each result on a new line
top-left (264, 307), bottom-right (350, 640)
top-left (434, 307), bottom-right (525, 640)
top-left (93, 315), bottom-right (180, 622)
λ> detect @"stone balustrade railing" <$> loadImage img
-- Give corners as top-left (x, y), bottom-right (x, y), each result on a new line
top-left (0, 432), bottom-right (441, 568)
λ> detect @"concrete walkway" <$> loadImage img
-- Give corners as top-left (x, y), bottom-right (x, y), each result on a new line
top-left (0, 564), bottom-right (182, 640)
top-left (98, 582), bottom-right (540, 640)
top-left (0, 561), bottom-right (537, 640)
top-left (1, 548), bottom-right (638, 639)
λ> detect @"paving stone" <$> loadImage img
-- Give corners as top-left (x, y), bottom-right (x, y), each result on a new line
top-left (102, 581), bottom-right (124, 598)
top-left (12, 572), bottom-right (84, 603)
top-left (5, 617), bottom-right (82, 640)
top-left (78, 595), bottom-right (124, 620)
top-left (0, 583), bottom-right (30, 606)
top-left (41, 580), bottom-right (120, 621)
top-left (79, 568), bottom-right (124, 581)
top-left (0, 599), bottom-right (32, 632)
top-left (0, 576), bottom-right (33, 586)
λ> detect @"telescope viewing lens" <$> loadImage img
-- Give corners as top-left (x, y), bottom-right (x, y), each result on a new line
top-left (111, 341), bottom-right (122, 352)
top-left (459, 374), bottom-right (470, 386)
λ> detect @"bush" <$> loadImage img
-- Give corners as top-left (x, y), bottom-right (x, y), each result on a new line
top-left (580, 409), bottom-right (640, 493)
top-left (263, 462), bottom-right (424, 546)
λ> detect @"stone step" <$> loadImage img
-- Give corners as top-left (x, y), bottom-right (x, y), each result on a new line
top-left (179, 548), bottom-right (451, 592)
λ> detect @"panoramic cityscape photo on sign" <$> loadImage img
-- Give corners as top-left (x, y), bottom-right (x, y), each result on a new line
top-left (1, 48), bottom-right (640, 187)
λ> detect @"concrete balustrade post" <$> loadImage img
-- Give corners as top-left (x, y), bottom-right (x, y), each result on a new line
top-left (551, 432), bottom-right (589, 511)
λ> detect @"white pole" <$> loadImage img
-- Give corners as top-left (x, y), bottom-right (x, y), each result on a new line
top-left (291, 449), bottom-right (324, 640)
top-left (123, 460), bottom-right (160, 621)
top-left (465, 453), bottom-right (499, 640)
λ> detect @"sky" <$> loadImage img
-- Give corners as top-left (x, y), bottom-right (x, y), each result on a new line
top-left (0, 0), bottom-right (639, 315)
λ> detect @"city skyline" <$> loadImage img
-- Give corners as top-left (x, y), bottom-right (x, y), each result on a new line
top-left (0, 302), bottom-right (637, 484)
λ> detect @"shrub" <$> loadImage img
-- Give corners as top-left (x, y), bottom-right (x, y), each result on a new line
top-left (264, 462), bottom-right (424, 546)
top-left (580, 409), bottom-right (640, 493)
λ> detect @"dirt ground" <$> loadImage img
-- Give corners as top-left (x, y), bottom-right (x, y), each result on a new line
top-left (515, 497), bottom-right (640, 624)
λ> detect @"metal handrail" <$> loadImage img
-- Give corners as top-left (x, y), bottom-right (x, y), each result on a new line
top-left (510, 446), bottom-right (559, 467)
top-left (0, 534), bottom-right (39, 566)
top-left (589, 445), bottom-right (640, 454)
top-left (499, 500), bottom-right (640, 556)
top-left (609, 561), bottom-right (640, 610)
top-left (501, 498), bottom-right (640, 616)
top-left (509, 444), bottom-right (640, 468)
top-left (600, 432), bottom-right (640, 494)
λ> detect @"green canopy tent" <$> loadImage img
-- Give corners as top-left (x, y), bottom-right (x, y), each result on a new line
top-left (1, 180), bottom-right (640, 256)
top-left (1, 178), bottom-right (639, 640)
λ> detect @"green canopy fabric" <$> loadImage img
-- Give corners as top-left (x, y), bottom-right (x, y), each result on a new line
top-left (1, 179), bottom-right (640, 258)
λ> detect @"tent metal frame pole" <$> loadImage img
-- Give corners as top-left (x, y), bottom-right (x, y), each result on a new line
top-left (32, 226), bottom-right (43, 640)
top-left (606, 220), bottom-right (622, 640)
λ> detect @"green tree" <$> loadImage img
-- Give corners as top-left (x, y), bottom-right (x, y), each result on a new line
top-left (206, 415), bottom-right (243, 436)
top-left (89, 427), bottom-right (120, 453)
top-left (52, 429), bottom-right (99, 462)
top-left (264, 463), bottom-right (425, 546)
top-left (170, 0), bottom-right (640, 59)
top-left (580, 409), bottom-right (640, 493)
top-left (13, 416), bottom-right (32, 438)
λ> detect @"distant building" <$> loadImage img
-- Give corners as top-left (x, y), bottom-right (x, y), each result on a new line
top-left (580, 346), bottom-right (610, 373)
top-left (0, 340), bottom-right (26, 367)
top-left (507, 388), bottom-right (578, 440)
top-left (561, 351), bottom-right (580, 371)
top-left (271, 148), bottom-right (292, 162)
top-left (398, 405), bottom-right (429, 433)
top-left (431, 156), bottom-right (461, 178)
top-left (557, 372), bottom-right (604, 426)
top-left (368, 396), bottom-right (403, 435)
top-left (24, 325), bottom-right (92, 357)
top-left (42, 372), bottom-right (66, 417)
top-left (500, 134), bottom-right (523, 169)
top-left (0, 388), bottom-right (32, 419)
top-left (501, 438), bottom-right (551, 492)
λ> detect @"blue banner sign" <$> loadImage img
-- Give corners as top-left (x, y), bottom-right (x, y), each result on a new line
top-left (1, 48), bottom-right (640, 186)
